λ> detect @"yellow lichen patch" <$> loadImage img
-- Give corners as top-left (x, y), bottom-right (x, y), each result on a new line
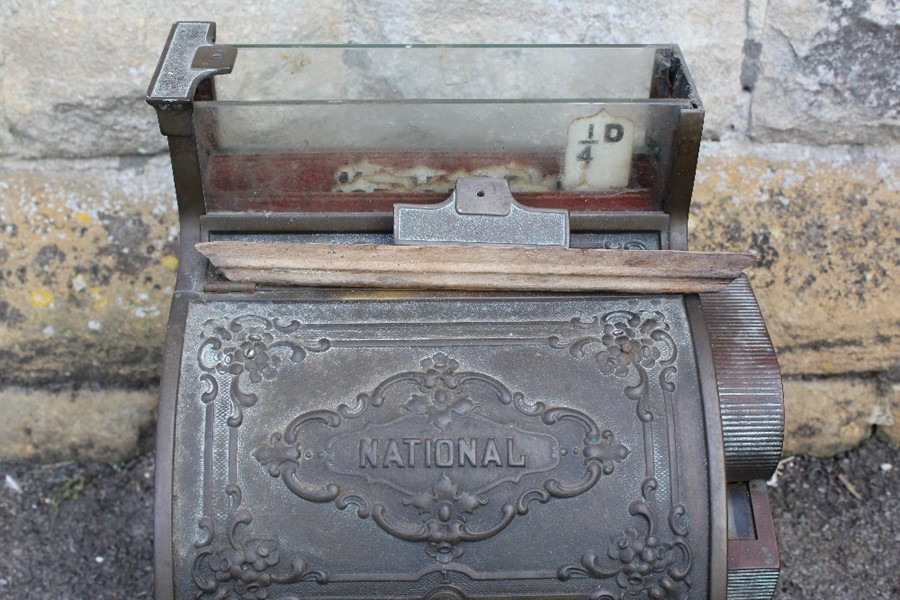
top-left (30, 289), bottom-right (54, 309)
top-left (160, 255), bottom-right (179, 270)
top-left (692, 143), bottom-right (900, 375)
top-left (89, 287), bottom-right (109, 310)
top-left (0, 159), bottom-right (180, 391)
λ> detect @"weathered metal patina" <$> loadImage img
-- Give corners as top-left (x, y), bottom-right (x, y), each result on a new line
top-left (148, 22), bottom-right (783, 599)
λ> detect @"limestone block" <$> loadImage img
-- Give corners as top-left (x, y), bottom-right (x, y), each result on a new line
top-left (0, 87), bottom-right (12, 157)
top-left (691, 141), bottom-right (900, 376)
top-left (346, 0), bottom-right (748, 140)
top-left (0, 386), bottom-right (158, 463)
top-left (0, 107), bottom-right (12, 157)
top-left (0, 156), bottom-right (175, 386)
top-left (875, 376), bottom-right (900, 445)
top-left (0, 0), bottom-right (351, 158)
top-left (783, 377), bottom-right (878, 457)
top-left (751, 0), bottom-right (900, 144)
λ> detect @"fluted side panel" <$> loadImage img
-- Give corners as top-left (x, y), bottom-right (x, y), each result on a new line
top-left (701, 276), bottom-right (784, 481)
top-left (727, 568), bottom-right (779, 600)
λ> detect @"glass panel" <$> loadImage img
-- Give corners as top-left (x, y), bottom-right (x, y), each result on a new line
top-left (214, 46), bottom-right (661, 102)
top-left (196, 45), bottom-right (693, 213)
top-left (195, 101), bottom-right (681, 212)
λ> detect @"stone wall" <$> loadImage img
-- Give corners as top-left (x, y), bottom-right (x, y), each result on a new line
top-left (1, 0), bottom-right (897, 462)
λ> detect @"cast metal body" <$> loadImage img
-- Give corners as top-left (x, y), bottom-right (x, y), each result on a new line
top-left (148, 22), bottom-right (783, 600)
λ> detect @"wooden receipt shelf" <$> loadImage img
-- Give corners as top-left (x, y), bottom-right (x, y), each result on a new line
top-left (197, 241), bottom-right (756, 294)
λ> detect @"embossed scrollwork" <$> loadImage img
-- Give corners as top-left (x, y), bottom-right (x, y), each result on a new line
top-left (558, 478), bottom-right (692, 600)
top-left (198, 315), bottom-right (330, 427)
top-left (550, 311), bottom-right (677, 421)
top-left (602, 240), bottom-right (649, 250)
top-left (192, 491), bottom-right (328, 599)
top-left (254, 353), bottom-right (630, 563)
top-left (254, 410), bottom-right (343, 504)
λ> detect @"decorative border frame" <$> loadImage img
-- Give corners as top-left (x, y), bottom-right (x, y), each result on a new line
top-left (186, 310), bottom-right (694, 599)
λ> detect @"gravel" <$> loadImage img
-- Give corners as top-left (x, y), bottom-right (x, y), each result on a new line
top-left (0, 454), bottom-right (154, 599)
top-left (0, 438), bottom-right (896, 599)
top-left (770, 437), bottom-right (899, 599)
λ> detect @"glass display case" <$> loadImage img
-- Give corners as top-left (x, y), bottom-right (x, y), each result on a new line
top-left (196, 45), bottom-right (693, 216)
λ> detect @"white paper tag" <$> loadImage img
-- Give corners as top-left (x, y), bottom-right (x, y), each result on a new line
top-left (562, 109), bottom-right (634, 190)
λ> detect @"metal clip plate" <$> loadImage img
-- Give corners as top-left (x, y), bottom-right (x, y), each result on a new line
top-left (393, 177), bottom-right (569, 247)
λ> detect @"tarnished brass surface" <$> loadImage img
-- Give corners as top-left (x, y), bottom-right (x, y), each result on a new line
top-left (173, 297), bottom-right (710, 599)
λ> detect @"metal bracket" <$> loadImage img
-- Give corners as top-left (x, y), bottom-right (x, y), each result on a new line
top-left (192, 45), bottom-right (238, 70)
top-left (146, 21), bottom-right (236, 110)
top-left (394, 177), bottom-right (569, 247)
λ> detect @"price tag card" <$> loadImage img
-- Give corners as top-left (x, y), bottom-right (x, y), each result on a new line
top-left (562, 109), bottom-right (634, 190)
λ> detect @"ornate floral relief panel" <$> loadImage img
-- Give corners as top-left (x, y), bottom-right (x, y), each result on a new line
top-left (172, 297), bottom-right (709, 599)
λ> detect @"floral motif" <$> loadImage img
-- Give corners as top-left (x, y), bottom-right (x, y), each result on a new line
top-left (558, 479), bottom-right (692, 600)
top-left (210, 328), bottom-right (275, 382)
top-left (594, 313), bottom-right (667, 376)
top-left (550, 311), bottom-right (677, 421)
top-left (606, 528), bottom-right (687, 599)
top-left (202, 316), bottom-right (299, 380)
top-left (208, 538), bottom-right (280, 599)
top-left (401, 354), bottom-right (479, 430)
top-left (193, 506), bottom-right (326, 599)
top-left (403, 474), bottom-right (488, 562)
top-left (198, 315), bottom-right (330, 427)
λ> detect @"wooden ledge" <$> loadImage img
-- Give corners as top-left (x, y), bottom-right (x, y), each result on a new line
top-left (196, 241), bottom-right (756, 294)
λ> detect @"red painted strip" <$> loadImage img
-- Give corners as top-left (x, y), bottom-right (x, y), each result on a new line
top-left (203, 152), bottom-right (660, 213)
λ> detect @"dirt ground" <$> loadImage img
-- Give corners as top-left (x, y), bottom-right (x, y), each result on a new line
top-left (0, 438), bottom-right (896, 599)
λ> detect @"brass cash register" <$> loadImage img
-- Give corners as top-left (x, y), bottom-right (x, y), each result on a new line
top-left (147, 22), bottom-right (783, 600)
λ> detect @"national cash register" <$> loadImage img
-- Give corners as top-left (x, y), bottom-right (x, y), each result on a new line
top-left (147, 22), bottom-right (783, 600)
